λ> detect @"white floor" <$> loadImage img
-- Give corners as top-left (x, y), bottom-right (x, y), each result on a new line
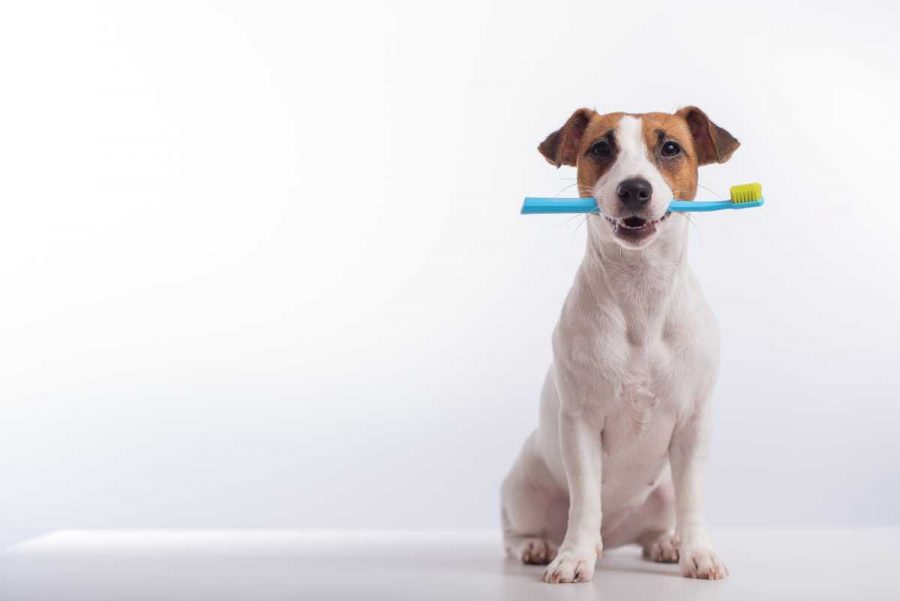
top-left (1, 528), bottom-right (897, 600)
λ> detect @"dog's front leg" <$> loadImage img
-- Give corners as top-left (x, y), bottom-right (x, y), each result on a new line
top-left (670, 403), bottom-right (728, 579)
top-left (543, 409), bottom-right (603, 584)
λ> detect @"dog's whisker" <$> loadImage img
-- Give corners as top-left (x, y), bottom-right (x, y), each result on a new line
top-left (554, 182), bottom-right (580, 197)
top-left (676, 211), bottom-right (701, 237)
top-left (697, 183), bottom-right (723, 198)
top-left (556, 213), bottom-right (587, 227)
top-left (573, 213), bottom-right (589, 236)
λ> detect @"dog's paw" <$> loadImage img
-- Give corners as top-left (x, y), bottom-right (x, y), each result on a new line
top-left (542, 548), bottom-right (597, 584)
top-left (512, 537), bottom-right (558, 565)
top-left (679, 548), bottom-right (728, 580)
top-left (643, 534), bottom-right (680, 563)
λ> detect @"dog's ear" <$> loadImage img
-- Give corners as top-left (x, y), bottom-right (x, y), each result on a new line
top-left (538, 108), bottom-right (595, 168)
top-left (675, 106), bottom-right (740, 165)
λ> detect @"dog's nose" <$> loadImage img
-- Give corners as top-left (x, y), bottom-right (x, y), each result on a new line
top-left (616, 178), bottom-right (653, 209)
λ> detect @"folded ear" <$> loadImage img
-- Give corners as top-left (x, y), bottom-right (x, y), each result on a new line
top-left (538, 108), bottom-right (595, 167)
top-left (675, 106), bottom-right (740, 165)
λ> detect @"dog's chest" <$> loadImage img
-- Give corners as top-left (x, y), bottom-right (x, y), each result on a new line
top-left (608, 341), bottom-right (682, 427)
top-left (589, 341), bottom-right (685, 470)
top-left (617, 379), bottom-right (662, 426)
top-left (555, 266), bottom-right (718, 437)
top-left (591, 302), bottom-right (706, 413)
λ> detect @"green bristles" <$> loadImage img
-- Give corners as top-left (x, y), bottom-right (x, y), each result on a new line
top-left (730, 182), bottom-right (763, 203)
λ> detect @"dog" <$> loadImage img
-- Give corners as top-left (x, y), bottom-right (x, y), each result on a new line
top-left (501, 106), bottom-right (739, 583)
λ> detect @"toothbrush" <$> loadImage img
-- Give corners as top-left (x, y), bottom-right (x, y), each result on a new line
top-left (521, 183), bottom-right (764, 215)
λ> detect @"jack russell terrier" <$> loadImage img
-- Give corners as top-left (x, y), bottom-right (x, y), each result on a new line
top-left (501, 106), bottom-right (739, 583)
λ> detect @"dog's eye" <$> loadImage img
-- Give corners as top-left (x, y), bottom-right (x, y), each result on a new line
top-left (661, 141), bottom-right (681, 157)
top-left (589, 140), bottom-right (611, 157)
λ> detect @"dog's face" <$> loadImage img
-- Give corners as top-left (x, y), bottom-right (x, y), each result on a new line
top-left (539, 107), bottom-right (740, 249)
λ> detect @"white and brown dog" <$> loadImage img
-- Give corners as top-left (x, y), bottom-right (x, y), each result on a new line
top-left (501, 107), bottom-right (740, 583)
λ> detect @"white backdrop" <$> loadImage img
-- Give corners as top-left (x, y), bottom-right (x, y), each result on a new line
top-left (2, 0), bottom-right (898, 546)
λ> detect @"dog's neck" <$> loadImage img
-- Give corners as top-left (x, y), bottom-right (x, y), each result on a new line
top-left (581, 217), bottom-right (691, 342)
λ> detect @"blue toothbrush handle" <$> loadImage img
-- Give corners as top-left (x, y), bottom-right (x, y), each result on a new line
top-left (521, 197), bottom-right (599, 214)
top-left (668, 199), bottom-right (764, 212)
top-left (521, 197), bottom-right (764, 214)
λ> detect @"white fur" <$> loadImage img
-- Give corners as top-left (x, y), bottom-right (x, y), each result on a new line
top-left (594, 116), bottom-right (672, 221)
top-left (501, 116), bottom-right (727, 583)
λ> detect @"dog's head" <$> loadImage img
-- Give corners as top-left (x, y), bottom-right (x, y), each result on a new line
top-left (539, 107), bottom-right (739, 249)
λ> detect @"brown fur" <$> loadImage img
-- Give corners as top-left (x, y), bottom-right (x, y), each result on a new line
top-left (640, 112), bottom-right (699, 201)
top-left (675, 106), bottom-right (740, 166)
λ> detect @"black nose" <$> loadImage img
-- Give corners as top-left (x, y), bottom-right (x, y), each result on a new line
top-left (616, 178), bottom-right (653, 209)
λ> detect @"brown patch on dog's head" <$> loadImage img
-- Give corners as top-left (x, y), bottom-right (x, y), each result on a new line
top-left (639, 112), bottom-right (702, 201)
top-left (538, 109), bottom-right (629, 197)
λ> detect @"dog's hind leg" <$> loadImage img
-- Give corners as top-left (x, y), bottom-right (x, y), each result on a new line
top-left (635, 477), bottom-right (679, 563)
top-left (501, 433), bottom-right (567, 565)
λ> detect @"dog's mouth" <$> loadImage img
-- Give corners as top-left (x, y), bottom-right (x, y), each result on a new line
top-left (603, 212), bottom-right (671, 243)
